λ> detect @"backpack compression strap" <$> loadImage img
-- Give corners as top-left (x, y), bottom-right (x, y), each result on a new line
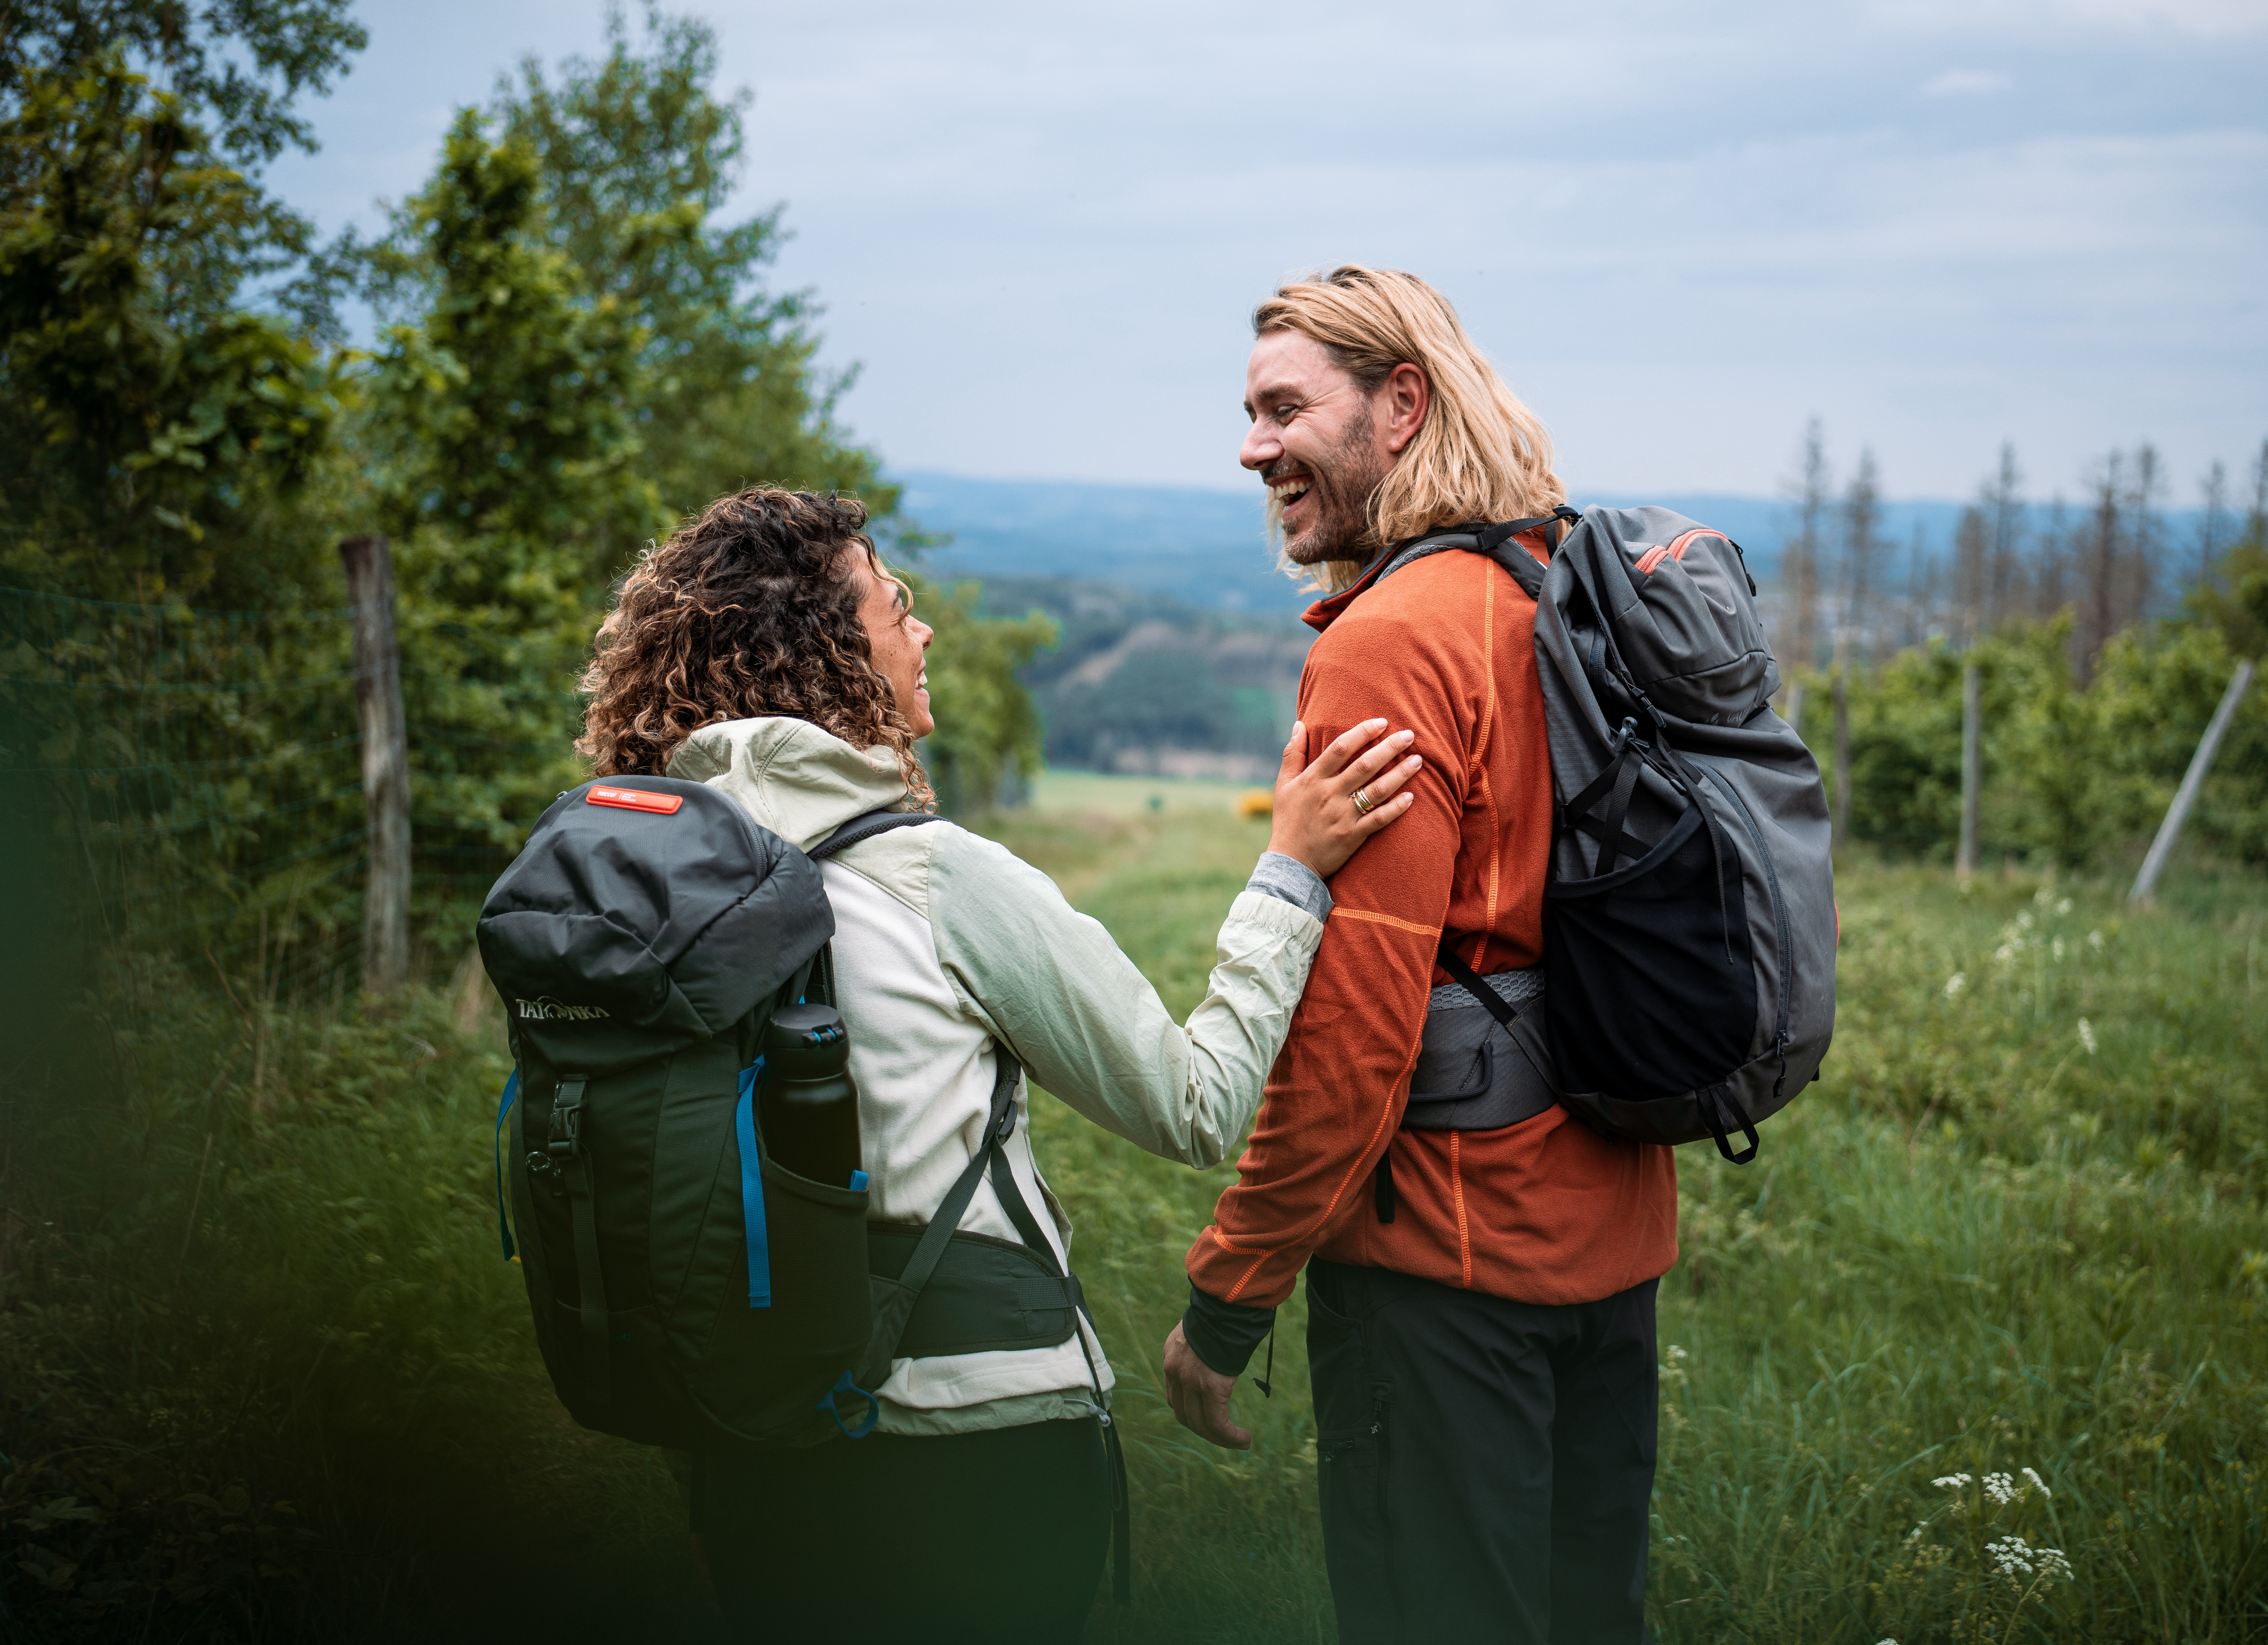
top-left (548, 1074), bottom-right (612, 1413)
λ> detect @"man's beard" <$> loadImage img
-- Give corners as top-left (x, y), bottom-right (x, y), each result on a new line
top-left (1270, 416), bottom-right (1393, 567)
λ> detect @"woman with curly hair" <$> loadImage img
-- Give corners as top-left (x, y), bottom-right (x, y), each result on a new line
top-left (580, 486), bottom-right (1418, 1641)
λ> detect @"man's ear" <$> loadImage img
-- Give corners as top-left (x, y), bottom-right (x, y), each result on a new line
top-left (1382, 362), bottom-right (1429, 455)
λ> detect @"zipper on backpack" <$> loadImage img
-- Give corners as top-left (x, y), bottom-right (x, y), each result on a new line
top-left (1693, 763), bottom-right (1793, 1051)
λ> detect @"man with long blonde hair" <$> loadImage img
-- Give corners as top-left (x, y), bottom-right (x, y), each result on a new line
top-left (1161, 268), bottom-right (1677, 1641)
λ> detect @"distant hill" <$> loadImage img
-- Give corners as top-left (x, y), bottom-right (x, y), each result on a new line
top-left (964, 575), bottom-right (1309, 781)
top-left (903, 470), bottom-right (2218, 773)
top-left (895, 469), bottom-right (2212, 616)
top-left (896, 470), bottom-right (1295, 612)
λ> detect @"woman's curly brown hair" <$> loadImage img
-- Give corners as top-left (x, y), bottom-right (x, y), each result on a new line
top-left (578, 487), bottom-right (934, 808)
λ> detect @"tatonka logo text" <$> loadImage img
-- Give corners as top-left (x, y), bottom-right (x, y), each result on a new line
top-left (516, 997), bottom-right (611, 1022)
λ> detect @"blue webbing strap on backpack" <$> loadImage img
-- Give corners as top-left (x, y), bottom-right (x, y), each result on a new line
top-left (493, 1070), bottom-right (519, 1260)
top-left (734, 1059), bottom-right (771, 1307)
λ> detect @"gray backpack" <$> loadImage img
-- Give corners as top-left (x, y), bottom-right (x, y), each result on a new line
top-left (1378, 504), bottom-right (1835, 1163)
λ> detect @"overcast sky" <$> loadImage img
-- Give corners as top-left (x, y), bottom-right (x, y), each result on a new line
top-left (267, 0), bottom-right (2267, 505)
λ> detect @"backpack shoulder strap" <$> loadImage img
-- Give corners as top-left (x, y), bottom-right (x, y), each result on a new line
top-left (808, 808), bottom-right (942, 860)
top-left (1468, 505), bottom-right (1582, 601)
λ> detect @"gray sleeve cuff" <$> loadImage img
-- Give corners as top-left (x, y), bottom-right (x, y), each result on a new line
top-left (1246, 851), bottom-right (1332, 924)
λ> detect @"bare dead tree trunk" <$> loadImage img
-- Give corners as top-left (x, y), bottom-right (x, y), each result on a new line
top-left (2197, 459), bottom-right (2229, 589)
top-left (2128, 444), bottom-right (2163, 623)
top-left (1780, 418), bottom-right (1831, 672)
top-left (1903, 523), bottom-right (1932, 649)
top-left (1955, 505), bottom-right (1988, 648)
top-left (2034, 498), bottom-right (2069, 619)
top-left (341, 534), bottom-right (411, 995)
top-left (1984, 442), bottom-right (2024, 627)
top-left (1843, 449), bottom-right (1880, 664)
top-left (1957, 660), bottom-right (1981, 880)
top-left (2250, 437), bottom-right (2268, 543)
top-left (2082, 454), bottom-right (2125, 684)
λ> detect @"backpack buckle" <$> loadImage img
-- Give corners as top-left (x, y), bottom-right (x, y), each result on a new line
top-left (548, 1080), bottom-right (587, 1159)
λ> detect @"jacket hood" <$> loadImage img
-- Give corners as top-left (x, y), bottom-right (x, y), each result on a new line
top-left (667, 716), bottom-right (915, 851)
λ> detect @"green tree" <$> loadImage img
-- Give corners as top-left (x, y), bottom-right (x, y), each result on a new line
top-left (362, 111), bottom-right (666, 900)
top-left (432, 5), bottom-right (892, 528)
top-left (0, 7), bottom-right (359, 600)
top-left (908, 573), bottom-right (1056, 815)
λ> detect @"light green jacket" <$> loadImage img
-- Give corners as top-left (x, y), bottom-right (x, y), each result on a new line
top-left (670, 717), bottom-right (1328, 1433)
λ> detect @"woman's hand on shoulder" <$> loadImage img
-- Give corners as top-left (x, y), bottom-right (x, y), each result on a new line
top-left (1264, 718), bottom-right (1419, 880)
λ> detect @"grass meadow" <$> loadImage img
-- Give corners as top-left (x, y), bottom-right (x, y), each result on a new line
top-left (4, 776), bottom-right (2265, 1641)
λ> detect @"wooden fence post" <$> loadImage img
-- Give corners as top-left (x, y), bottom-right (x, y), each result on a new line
top-left (340, 535), bottom-right (410, 994)
top-left (1956, 660), bottom-right (1981, 881)
top-left (2129, 658), bottom-right (2255, 905)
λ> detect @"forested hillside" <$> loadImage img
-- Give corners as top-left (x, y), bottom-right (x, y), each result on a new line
top-left (972, 576), bottom-right (1307, 780)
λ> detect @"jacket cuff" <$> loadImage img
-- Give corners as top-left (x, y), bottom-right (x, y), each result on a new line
top-left (1182, 1283), bottom-right (1277, 1377)
top-left (1245, 851), bottom-right (1332, 924)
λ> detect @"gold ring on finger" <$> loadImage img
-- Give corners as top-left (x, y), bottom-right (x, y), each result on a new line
top-left (1352, 788), bottom-right (1375, 816)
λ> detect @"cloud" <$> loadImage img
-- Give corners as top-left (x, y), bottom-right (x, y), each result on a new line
top-left (1875, 0), bottom-right (2268, 36)
top-left (1922, 67), bottom-right (2017, 94)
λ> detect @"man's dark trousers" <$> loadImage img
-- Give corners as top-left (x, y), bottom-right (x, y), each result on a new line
top-left (1305, 1258), bottom-right (1659, 1644)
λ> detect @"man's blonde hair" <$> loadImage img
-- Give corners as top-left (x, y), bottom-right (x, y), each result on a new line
top-left (1256, 265), bottom-right (1565, 594)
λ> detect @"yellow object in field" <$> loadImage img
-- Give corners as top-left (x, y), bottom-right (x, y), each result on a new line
top-left (1236, 789), bottom-right (1273, 820)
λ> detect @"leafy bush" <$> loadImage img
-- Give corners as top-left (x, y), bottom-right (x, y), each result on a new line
top-left (1812, 615), bottom-right (2267, 870)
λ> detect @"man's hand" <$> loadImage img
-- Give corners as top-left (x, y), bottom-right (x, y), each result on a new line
top-left (1162, 1321), bottom-right (1252, 1450)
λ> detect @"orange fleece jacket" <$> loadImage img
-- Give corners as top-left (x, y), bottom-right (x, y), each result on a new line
top-left (1185, 535), bottom-right (1680, 1311)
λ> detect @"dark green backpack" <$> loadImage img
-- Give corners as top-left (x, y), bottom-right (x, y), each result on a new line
top-left (475, 774), bottom-right (1123, 1537)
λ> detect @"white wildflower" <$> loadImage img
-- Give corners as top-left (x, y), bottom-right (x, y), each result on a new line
top-left (1984, 1471), bottom-right (2017, 1505)
top-left (2022, 1466), bottom-right (2051, 1498)
top-left (2078, 1018), bottom-right (2097, 1056)
top-left (1988, 1534), bottom-right (2034, 1577)
top-left (2057, 896), bottom-right (2073, 915)
top-left (1944, 971), bottom-right (1966, 1000)
top-left (1987, 1534), bottom-right (2072, 1583)
top-left (2017, 910), bottom-right (2035, 931)
top-left (1932, 1473), bottom-right (1973, 1490)
top-left (1906, 1523), bottom-right (1927, 1542)
top-left (2089, 929), bottom-right (2106, 951)
top-left (1994, 943), bottom-right (2015, 964)
top-left (2052, 936), bottom-right (2066, 961)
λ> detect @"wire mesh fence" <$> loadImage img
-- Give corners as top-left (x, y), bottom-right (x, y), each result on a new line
top-left (0, 582), bottom-right (576, 1000)
top-left (1, 584), bottom-right (371, 998)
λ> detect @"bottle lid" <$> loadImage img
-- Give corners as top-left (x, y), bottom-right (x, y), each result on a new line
top-left (764, 1002), bottom-right (849, 1076)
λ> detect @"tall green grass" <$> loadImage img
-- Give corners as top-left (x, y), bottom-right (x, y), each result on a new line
top-left (1000, 815), bottom-right (2268, 1644)
top-left (4, 803), bottom-right (2264, 1641)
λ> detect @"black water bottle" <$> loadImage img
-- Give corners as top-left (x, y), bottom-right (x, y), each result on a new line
top-left (759, 1003), bottom-right (863, 1188)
